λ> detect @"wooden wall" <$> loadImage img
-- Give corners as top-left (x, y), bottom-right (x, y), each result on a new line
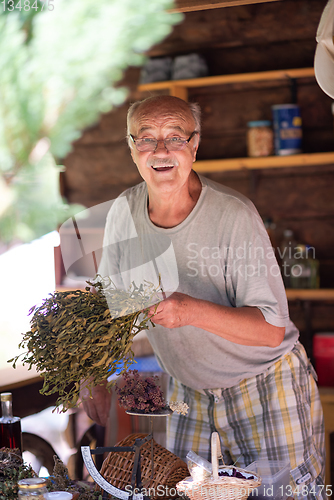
top-left (61, 0), bottom-right (334, 352)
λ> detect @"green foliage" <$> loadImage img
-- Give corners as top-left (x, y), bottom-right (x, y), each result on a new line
top-left (10, 276), bottom-right (160, 411)
top-left (0, 0), bottom-right (182, 244)
top-left (0, 448), bottom-right (36, 500)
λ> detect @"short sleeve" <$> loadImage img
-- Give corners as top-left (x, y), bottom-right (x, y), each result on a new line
top-left (223, 200), bottom-right (289, 328)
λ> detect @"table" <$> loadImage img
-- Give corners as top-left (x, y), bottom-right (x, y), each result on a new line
top-left (0, 364), bottom-right (61, 474)
top-left (0, 364), bottom-right (58, 418)
top-left (1, 366), bottom-right (333, 487)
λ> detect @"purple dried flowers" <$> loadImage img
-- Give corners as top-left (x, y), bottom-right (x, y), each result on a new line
top-left (115, 370), bottom-right (167, 413)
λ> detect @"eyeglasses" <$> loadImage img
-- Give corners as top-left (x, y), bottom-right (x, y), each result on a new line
top-left (129, 131), bottom-right (197, 152)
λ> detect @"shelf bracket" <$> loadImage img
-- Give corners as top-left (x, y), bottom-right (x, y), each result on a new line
top-left (169, 84), bottom-right (188, 101)
top-left (289, 77), bottom-right (298, 104)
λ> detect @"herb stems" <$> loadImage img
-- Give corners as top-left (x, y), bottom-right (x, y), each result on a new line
top-left (9, 276), bottom-right (160, 412)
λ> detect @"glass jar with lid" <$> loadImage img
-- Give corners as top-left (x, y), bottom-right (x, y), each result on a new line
top-left (247, 120), bottom-right (273, 157)
top-left (18, 478), bottom-right (48, 499)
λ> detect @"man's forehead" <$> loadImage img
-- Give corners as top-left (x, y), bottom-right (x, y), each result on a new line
top-left (137, 121), bottom-right (187, 135)
top-left (131, 101), bottom-right (194, 133)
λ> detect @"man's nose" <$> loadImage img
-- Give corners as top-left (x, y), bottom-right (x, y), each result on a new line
top-left (154, 139), bottom-right (168, 152)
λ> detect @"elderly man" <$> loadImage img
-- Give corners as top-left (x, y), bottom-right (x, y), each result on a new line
top-left (82, 95), bottom-right (325, 499)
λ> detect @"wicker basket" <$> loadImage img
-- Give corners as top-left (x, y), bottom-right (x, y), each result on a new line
top-left (99, 433), bottom-right (189, 499)
top-left (176, 433), bottom-right (261, 500)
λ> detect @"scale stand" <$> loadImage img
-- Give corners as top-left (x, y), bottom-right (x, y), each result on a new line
top-left (81, 409), bottom-right (172, 500)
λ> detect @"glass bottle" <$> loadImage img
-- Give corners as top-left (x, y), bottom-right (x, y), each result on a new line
top-left (290, 244), bottom-right (320, 289)
top-left (0, 392), bottom-right (23, 454)
top-left (18, 478), bottom-right (48, 499)
top-left (279, 229), bottom-right (298, 288)
top-left (306, 245), bottom-right (320, 288)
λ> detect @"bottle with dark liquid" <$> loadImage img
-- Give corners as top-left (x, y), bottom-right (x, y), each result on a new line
top-left (0, 392), bottom-right (23, 454)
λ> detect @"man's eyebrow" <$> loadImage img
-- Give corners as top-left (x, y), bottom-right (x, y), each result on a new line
top-left (137, 126), bottom-right (152, 134)
top-left (137, 125), bottom-right (185, 135)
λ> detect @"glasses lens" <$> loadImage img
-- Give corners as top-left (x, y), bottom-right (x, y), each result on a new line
top-left (134, 136), bottom-right (189, 152)
top-left (136, 138), bottom-right (157, 152)
top-left (165, 138), bottom-right (186, 151)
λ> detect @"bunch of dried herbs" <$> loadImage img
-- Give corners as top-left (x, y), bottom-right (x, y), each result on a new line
top-left (47, 456), bottom-right (103, 499)
top-left (116, 369), bottom-right (167, 413)
top-left (10, 276), bottom-right (160, 412)
top-left (0, 448), bottom-right (36, 500)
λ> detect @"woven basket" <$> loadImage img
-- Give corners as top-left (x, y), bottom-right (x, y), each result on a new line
top-left (99, 433), bottom-right (189, 499)
top-left (176, 433), bottom-right (261, 500)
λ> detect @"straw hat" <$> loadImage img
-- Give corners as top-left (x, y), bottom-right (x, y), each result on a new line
top-left (314, 0), bottom-right (334, 98)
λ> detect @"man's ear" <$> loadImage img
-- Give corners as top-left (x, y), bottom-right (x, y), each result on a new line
top-left (130, 147), bottom-right (136, 164)
top-left (192, 135), bottom-right (200, 162)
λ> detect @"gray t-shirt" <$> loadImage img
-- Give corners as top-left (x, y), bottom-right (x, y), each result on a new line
top-left (99, 174), bottom-right (299, 390)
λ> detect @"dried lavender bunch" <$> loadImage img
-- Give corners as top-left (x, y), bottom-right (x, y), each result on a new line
top-left (116, 370), bottom-right (167, 413)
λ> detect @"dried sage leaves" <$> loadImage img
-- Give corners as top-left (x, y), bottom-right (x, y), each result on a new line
top-left (9, 276), bottom-right (160, 412)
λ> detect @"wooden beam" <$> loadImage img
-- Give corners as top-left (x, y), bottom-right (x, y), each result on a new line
top-left (171, 0), bottom-right (281, 13)
top-left (138, 68), bottom-right (315, 94)
top-left (286, 289), bottom-right (334, 301)
top-left (193, 152), bottom-right (334, 173)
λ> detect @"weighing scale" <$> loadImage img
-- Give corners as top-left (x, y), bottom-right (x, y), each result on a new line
top-left (81, 409), bottom-right (172, 500)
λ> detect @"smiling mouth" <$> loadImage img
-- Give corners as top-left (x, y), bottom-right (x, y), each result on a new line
top-left (151, 165), bottom-right (174, 171)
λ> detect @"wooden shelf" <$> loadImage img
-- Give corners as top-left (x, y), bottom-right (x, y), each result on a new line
top-left (138, 67), bottom-right (315, 100)
top-left (286, 289), bottom-right (334, 301)
top-left (138, 67), bottom-right (333, 173)
top-left (193, 152), bottom-right (334, 173)
top-left (55, 285), bottom-right (334, 302)
top-left (171, 0), bottom-right (280, 13)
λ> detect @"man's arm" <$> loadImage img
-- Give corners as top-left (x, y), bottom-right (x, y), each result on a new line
top-left (148, 292), bottom-right (285, 348)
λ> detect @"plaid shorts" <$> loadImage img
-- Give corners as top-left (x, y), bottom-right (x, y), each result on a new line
top-left (167, 341), bottom-right (326, 499)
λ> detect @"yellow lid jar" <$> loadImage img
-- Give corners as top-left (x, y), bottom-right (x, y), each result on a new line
top-left (18, 478), bottom-right (48, 499)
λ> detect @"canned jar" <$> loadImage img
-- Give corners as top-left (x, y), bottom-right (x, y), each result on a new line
top-left (271, 104), bottom-right (302, 155)
top-left (247, 120), bottom-right (273, 157)
top-left (18, 478), bottom-right (48, 499)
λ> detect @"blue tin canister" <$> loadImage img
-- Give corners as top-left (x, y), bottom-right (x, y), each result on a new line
top-left (271, 104), bottom-right (302, 155)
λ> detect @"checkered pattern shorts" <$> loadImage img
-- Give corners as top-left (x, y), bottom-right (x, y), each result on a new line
top-left (167, 341), bottom-right (326, 499)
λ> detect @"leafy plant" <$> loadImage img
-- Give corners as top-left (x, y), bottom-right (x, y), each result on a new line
top-left (47, 456), bottom-right (103, 499)
top-left (9, 276), bottom-right (161, 411)
top-left (0, 448), bottom-right (36, 500)
top-left (0, 0), bottom-right (182, 244)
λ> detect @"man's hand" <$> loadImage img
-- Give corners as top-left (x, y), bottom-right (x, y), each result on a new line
top-left (148, 292), bottom-right (195, 329)
top-left (80, 379), bottom-right (112, 427)
top-left (147, 292), bottom-right (285, 347)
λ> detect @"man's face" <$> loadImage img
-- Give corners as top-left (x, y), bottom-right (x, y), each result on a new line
top-left (129, 100), bottom-right (199, 195)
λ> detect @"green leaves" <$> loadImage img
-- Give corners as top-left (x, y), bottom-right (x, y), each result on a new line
top-left (10, 276), bottom-right (161, 412)
top-left (0, 0), bottom-right (182, 244)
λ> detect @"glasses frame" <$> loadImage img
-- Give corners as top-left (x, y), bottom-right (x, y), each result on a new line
top-left (129, 131), bottom-right (198, 152)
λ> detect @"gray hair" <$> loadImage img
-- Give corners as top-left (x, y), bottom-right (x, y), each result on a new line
top-left (126, 96), bottom-right (201, 147)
